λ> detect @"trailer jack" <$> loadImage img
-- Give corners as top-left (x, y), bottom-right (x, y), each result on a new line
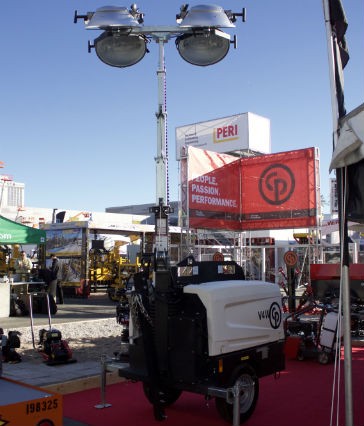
top-left (227, 382), bottom-right (252, 426)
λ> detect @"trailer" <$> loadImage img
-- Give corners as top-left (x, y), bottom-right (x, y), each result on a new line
top-left (104, 256), bottom-right (285, 425)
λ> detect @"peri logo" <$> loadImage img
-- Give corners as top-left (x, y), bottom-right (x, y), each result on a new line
top-left (259, 164), bottom-right (295, 205)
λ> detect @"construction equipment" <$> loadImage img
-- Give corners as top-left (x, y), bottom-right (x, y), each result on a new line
top-left (89, 238), bottom-right (140, 296)
top-left (0, 328), bottom-right (22, 363)
top-left (106, 258), bottom-right (140, 301)
top-left (284, 302), bottom-right (341, 364)
top-left (29, 293), bottom-right (76, 366)
top-left (106, 255), bottom-right (286, 425)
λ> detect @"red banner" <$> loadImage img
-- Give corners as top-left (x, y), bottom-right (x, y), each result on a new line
top-left (187, 147), bottom-right (319, 231)
top-left (189, 160), bottom-right (241, 230)
top-left (240, 147), bottom-right (318, 230)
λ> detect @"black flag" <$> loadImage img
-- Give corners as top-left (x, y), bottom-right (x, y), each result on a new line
top-left (329, 0), bottom-right (349, 68)
top-left (327, 0), bottom-right (350, 267)
top-left (329, 0), bottom-right (349, 118)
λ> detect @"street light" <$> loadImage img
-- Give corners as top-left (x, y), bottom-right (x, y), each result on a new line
top-left (75, 3), bottom-right (244, 266)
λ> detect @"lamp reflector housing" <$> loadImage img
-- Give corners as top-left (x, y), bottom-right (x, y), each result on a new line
top-left (176, 30), bottom-right (230, 66)
top-left (178, 4), bottom-right (235, 28)
top-left (94, 32), bottom-right (147, 67)
top-left (86, 6), bottom-right (142, 30)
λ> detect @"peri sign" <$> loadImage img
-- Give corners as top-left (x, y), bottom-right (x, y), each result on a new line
top-left (175, 112), bottom-right (271, 160)
top-left (187, 146), bottom-right (320, 231)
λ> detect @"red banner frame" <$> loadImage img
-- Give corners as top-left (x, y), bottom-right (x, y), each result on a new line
top-left (187, 147), bottom-right (319, 231)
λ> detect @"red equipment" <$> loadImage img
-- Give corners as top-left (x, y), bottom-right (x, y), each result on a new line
top-left (29, 293), bottom-right (76, 366)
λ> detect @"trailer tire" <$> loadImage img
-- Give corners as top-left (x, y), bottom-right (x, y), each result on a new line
top-left (215, 364), bottom-right (259, 424)
top-left (143, 383), bottom-right (182, 407)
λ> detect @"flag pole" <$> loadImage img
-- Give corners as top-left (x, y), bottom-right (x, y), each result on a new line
top-left (322, 1), bottom-right (353, 425)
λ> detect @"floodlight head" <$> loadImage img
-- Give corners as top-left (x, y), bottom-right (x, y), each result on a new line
top-left (177, 4), bottom-right (235, 28)
top-left (85, 6), bottom-right (143, 30)
top-left (94, 31), bottom-right (147, 67)
top-left (176, 29), bottom-right (230, 66)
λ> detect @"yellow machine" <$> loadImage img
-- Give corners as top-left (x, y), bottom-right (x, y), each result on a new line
top-left (0, 250), bottom-right (9, 276)
top-left (0, 244), bottom-right (22, 276)
top-left (89, 241), bottom-right (140, 300)
top-left (107, 257), bottom-right (140, 301)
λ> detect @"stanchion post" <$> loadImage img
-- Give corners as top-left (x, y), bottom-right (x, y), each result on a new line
top-left (95, 354), bottom-right (112, 409)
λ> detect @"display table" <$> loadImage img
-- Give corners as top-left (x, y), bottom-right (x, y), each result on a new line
top-left (11, 281), bottom-right (47, 314)
top-left (0, 282), bottom-right (46, 317)
top-left (0, 377), bottom-right (62, 425)
top-left (10, 281), bottom-right (46, 296)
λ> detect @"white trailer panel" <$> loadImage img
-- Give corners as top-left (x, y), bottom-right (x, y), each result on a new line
top-left (184, 279), bottom-right (284, 356)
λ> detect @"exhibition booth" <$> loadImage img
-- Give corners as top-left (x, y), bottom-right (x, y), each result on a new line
top-left (0, 215), bottom-right (46, 317)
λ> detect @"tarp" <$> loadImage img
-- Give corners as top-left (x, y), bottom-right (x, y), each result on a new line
top-left (329, 103), bottom-right (364, 223)
top-left (330, 103), bottom-right (364, 170)
top-left (0, 215), bottom-right (46, 244)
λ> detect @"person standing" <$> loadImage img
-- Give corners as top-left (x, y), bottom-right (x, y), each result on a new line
top-left (47, 254), bottom-right (59, 301)
top-left (15, 251), bottom-right (33, 274)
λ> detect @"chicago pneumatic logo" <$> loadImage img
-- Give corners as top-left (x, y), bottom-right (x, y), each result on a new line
top-left (259, 164), bottom-right (295, 205)
top-left (269, 302), bottom-right (282, 329)
top-left (258, 302), bottom-right (282, 329)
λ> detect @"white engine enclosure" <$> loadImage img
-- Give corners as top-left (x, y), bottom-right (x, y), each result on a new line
top-left (320, 311), bottom-right (341, 349)
top-left (184, 280), bottom-right (284, 356)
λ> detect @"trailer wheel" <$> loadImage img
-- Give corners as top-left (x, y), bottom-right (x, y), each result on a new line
top-left (143, 383), bottom-right (182, 407)
top-left (215, 365), bottom-right (259, 424)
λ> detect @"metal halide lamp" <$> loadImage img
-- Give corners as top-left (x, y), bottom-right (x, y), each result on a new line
top-left (175, 29), bottom-right (231, 66)
top-left (74, 3), bottom-right (245, 264)
top-left (176, 4), bottom-right (236, 66)
top-left (93, 31), bottom-right (147, 67)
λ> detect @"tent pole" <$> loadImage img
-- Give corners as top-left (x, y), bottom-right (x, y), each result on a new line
top-left (322, 1), bottom-right (353, 425)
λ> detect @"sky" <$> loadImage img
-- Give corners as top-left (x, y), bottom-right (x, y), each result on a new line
top-left (0, 1), bottom-right (362, 214)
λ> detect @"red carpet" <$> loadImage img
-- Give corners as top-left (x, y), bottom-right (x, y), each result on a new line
top-left (63, 347), bottom-right (364, 426)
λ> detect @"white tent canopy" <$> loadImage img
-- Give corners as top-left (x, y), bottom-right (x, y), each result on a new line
top-left (330, 103), bottom-right (364, 170)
